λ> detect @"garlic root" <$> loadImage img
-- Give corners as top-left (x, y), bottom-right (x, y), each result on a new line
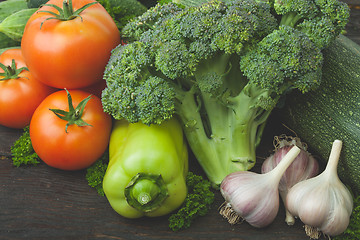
top-left (219, 202), bottom-right (243, 225)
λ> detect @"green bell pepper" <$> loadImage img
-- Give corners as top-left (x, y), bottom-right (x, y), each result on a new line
top-left (103, 118), bottom-right (188, 218)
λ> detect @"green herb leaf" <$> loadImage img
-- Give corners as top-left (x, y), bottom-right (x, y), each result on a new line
top-left (85, 151), bottom-right (109, 196)
top-left (10, 126), bottom-right (40, 167)
top-left (168, 172), bottom-right (215, 231)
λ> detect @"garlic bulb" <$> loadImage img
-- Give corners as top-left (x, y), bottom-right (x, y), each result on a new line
top-left (261, 135), bottom-right (319, 225)
top-left (219, 146), bottom-right (301, 228)
top-left (286, 140), bottom-right (353, 238)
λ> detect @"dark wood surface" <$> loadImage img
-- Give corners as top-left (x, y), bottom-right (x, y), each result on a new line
top-left (1, 2), bottom-right (360, 240)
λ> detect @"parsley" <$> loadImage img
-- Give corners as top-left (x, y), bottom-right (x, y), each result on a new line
top-left (10, 126), bottom-right (40, 167)
top-left (168, 172), bottom-right (215, 231)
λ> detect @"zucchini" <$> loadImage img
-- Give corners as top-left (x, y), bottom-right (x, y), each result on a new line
top-left (0, 32), bottom-right (19, 49)
top-left (26, 0), bottom-right (48, 8)
top-left (0, 8), bottom-right (37, 42)
top-left (275, 34), bottom-right (360, 195)
top-left (0, 0), bottom-right (28, 22)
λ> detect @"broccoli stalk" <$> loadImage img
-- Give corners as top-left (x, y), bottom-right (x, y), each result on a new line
top-left (174, 79), bottom-right (273, 185)
top-left (101, 0), bottom-right (349, 187)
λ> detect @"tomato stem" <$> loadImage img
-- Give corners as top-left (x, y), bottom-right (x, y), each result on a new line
top-left (63, 0), bottom-right (73, 19)
top-left (49, 89), bottom-right (93, 133)
top-left (0, 59), bottom-right (28, 81)
top-left (39, 0), bottom-right (98, 29)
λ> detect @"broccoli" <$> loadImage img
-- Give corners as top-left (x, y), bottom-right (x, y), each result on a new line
top-left (101, 0), bottom-right (349, 187)
top-left (274, 0), bottom-right (350, 49)
top-left (168, 172), bottom-right (215, 231)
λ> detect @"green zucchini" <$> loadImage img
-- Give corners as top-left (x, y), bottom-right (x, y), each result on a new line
top-left (0, 32), bottom-right (19, 49)
top-left (275, 34), bottom-right (360, 195)
top-left (26, 0), bottom-right (48, 8)
top-left (0, 8), bottom-right (37, 42)
top-left (0, 0), bottom-right (28, 22)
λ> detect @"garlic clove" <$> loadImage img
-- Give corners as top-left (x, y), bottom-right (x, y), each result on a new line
top-left (320, 199), bottom-right (351, 236)
top-left (261, 136), bottom-right (319, 225)
top-left (288, 179), bottom-right (330, 227)
top-left (285, 140), bottom-right (353, 238)
top-left (220, 146), bottom-right (301, 228)
top-left (220, 171), bottom-right (280, 228)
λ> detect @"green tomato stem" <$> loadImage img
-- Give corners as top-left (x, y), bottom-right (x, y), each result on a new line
top-left (38, 0), bottom-right (98, 29)
top-left (0, 59), bottom-right (28, 81)
top-left (49, 89), bottom-right (93, 133)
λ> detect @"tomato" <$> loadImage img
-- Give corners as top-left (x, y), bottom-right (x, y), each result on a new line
top-left (0, 48), bottom-right (55, 129)
top-left (30, 89), bottom-right (112, 170)
top-left (21, 0), bottom-right (121, 89)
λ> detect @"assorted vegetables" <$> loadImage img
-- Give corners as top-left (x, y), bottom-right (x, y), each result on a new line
top-left (101, 0), bottom-right (349, 187)
top-left (1, 0), bottom-right (359, 238)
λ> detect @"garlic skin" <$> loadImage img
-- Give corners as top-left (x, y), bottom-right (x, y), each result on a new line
top-left (220, 171), bottom-right (281, 228)
top-left (220, 146), bottom-right (301, 228)
top-left (261, 136), bottom-right (319, 225)
top-left (286, 140), bottom-right (353, 238)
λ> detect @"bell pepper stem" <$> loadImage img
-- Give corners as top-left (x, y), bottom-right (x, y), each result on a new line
top-left (132, 179), bottom-right (160, 205)
top-left (125, 173), bottom-right (169, 213)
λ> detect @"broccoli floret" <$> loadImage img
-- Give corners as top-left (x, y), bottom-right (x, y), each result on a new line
top-left (240, 25), bottom-right (323, 94)
top-left (121, 3), bottom-right (184, 42)
top-left (168, 172), bottom-right (214, 231)
top-left (101, 0), bottom-right (349, 186)
top-left (274, 0), bottom-right (350, 49)
top-left (11, 126), bottom-right (40, 167)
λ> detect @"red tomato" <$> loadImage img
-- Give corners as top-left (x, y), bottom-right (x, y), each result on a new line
top-left (21, 0), bottom-right (121, 89)
top-left (0, 48), bottom-right (55, 129)
top-left (30, 89), bottom-right (112, 170)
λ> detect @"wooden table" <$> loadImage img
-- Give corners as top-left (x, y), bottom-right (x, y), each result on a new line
top-left (1, 2), bottom-right (359, 239)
